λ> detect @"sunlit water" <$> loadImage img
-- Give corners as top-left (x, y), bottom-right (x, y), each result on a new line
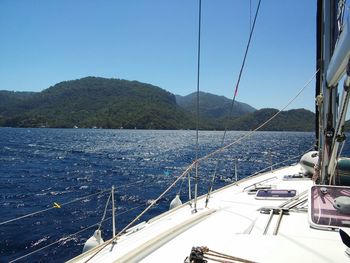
top-left (1, 128), bottom-right (349, 262)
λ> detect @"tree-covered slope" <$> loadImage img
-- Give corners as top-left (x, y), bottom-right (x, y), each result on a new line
top-left (228, 108), bottom-right (315, 131)
top-left (0, 77), bottom-right (193, 129)
top-left (0, 91), bottom-right (36, 115)
top-left (0, 77), bottom-right (316, 131)
top-left (176, 92), bottom-right (256, 119)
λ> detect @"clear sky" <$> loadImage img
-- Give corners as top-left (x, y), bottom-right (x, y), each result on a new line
top-left (0, 0), bottom-right (317, 111)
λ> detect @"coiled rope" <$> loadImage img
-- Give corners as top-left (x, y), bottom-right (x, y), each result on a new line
top-left (187, 246), bottom-right (256, 263)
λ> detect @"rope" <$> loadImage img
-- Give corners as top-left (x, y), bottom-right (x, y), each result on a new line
top-left (194, 0), bottom-right (202, 212)
top-left (83, 70), bottom-right (318, 262)
top-left (115, 179), bottom-right (145, 189)
top-left (189, 246), bottom-right (256, 263)
top-left (249, 144), bottom-right (315, 177)
top-left (249, 0), bottom-right (252, 31)
top-left (98, 192), bottom-right (111, 231)
top-left (0, 189), bottom-right (110, 226)
top-left (205, 69), bottom-right (318, 204)
top-left (177, 174), bottom-right (186, 195)
top-left (84, 163), bottom-right (195, 262)
top-left (1, 180), bottom-right (146, 227)
top-left (9, 218), bottom-right (111, 263)
top-left (9, 202), bottom-right (149, 263)
top-left (197, 69), bottom-right (318, 166)
top-left (205, 0), bottom-right (262, 207)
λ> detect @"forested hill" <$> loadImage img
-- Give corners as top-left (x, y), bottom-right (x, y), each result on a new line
top-left (228, 108), bottom-right (315, 131)
top-left (0, 77), bottom-right (315, 131)
top-left (176, 92), bottom-right (256, 119)
top-left (0, 91), bottom-right (36, 114)
top-left (0, 77), bottom-right (193, 129)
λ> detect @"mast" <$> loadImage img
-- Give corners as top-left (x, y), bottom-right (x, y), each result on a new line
top-left (318, 0), bottom-right (350, 184)
top-left (315, 0), bottom-right (323, 150)
top-left (319, 0), bottom-right (339, 184)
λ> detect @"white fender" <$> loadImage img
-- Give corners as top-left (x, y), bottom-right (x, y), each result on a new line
top-left (169, 194), bottom-right (182, 210)
top-left (82, 230), bottom-right (104, 253)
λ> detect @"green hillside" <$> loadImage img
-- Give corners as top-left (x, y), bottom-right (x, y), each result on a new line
top-left (0, 77), bottom-right (316, 131)
top-left (0, 77), bottom-right (193, 129)
top-left (228, 108), bottom-right (315, 131)
top-left (176, 92), bottom-right (255, 119)
top-left (0, 91), bottom-right (36, 114)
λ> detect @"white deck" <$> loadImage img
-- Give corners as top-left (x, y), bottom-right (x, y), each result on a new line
top-left (68, 164), bottom-right (350, 263)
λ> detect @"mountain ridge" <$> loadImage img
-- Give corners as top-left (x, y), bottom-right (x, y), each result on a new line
top-left (0, 76), bottom-right (315, 131)
top-left (176, 92), bottom-right (256, 119)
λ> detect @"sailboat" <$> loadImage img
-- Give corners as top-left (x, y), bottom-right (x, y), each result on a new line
top-left (48, 0), bottom-right (350, 262)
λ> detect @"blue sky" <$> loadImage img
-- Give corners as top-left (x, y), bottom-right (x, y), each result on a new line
top-left (0, 0), bottom-right (317, 111)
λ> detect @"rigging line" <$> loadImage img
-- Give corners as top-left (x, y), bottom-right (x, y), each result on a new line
top-left (0, 189), bottom-right (110, 226)
top-left (205, 0), bottom-right (262, 207)
top-left (9, 202), bottom-right (149, 263)
top-left (85, 70), bottom-right (318, 262)
top-left (117, 202), bottom-right (150, 216)
top-left (246, 144), bottom-right (315, 179)
top-left (250, 0), bottom-right (252, 31)
top-left (232, 0), bottom-right (261, 104)
top-left (9, 217), bottom-right (111, 263)
top-left (197, 69), bottom-right (319, 166)
top-left (98, 192), bottom-right (112, 231)
top-left (1, 180), bottom-right (146, 227)
top-left (116, 179), bottom-right (145, 189)
top-left (84, 162), bottom-right (195, 263)
top-left (177, 174), bottom-right (186, 195)
top-left (81, 73), bottom-right (315, 263)
top-left (194, 0), bottom-right (202, 212)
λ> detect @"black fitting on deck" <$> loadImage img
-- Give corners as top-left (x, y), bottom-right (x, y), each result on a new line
top-left (185, 247), bottom-right (208, 263)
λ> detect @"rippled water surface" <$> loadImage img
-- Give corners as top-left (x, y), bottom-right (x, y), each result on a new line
top-left (1, 128), bottom-right (349, 262)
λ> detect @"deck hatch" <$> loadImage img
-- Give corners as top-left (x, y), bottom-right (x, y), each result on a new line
top-left (309, 185), bottom-right (350, 230)
top-left (255, 189), bottom-right (297, 199)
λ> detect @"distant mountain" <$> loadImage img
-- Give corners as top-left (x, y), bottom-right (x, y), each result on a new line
top-left (228, 108), bottom-right (315, 131)
top-left (0, 77), bottom-right (315, 131)
top-left (0, 77), bottom-right (193, 129)
top-left (176, 92), bottom-right (255, 119)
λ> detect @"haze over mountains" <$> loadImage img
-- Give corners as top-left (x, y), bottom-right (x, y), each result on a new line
top-left (0, 77), bottom-right (316, 131)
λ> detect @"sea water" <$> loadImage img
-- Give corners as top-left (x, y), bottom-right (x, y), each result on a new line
top-left (0, 128), bottom-right (348, 262)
